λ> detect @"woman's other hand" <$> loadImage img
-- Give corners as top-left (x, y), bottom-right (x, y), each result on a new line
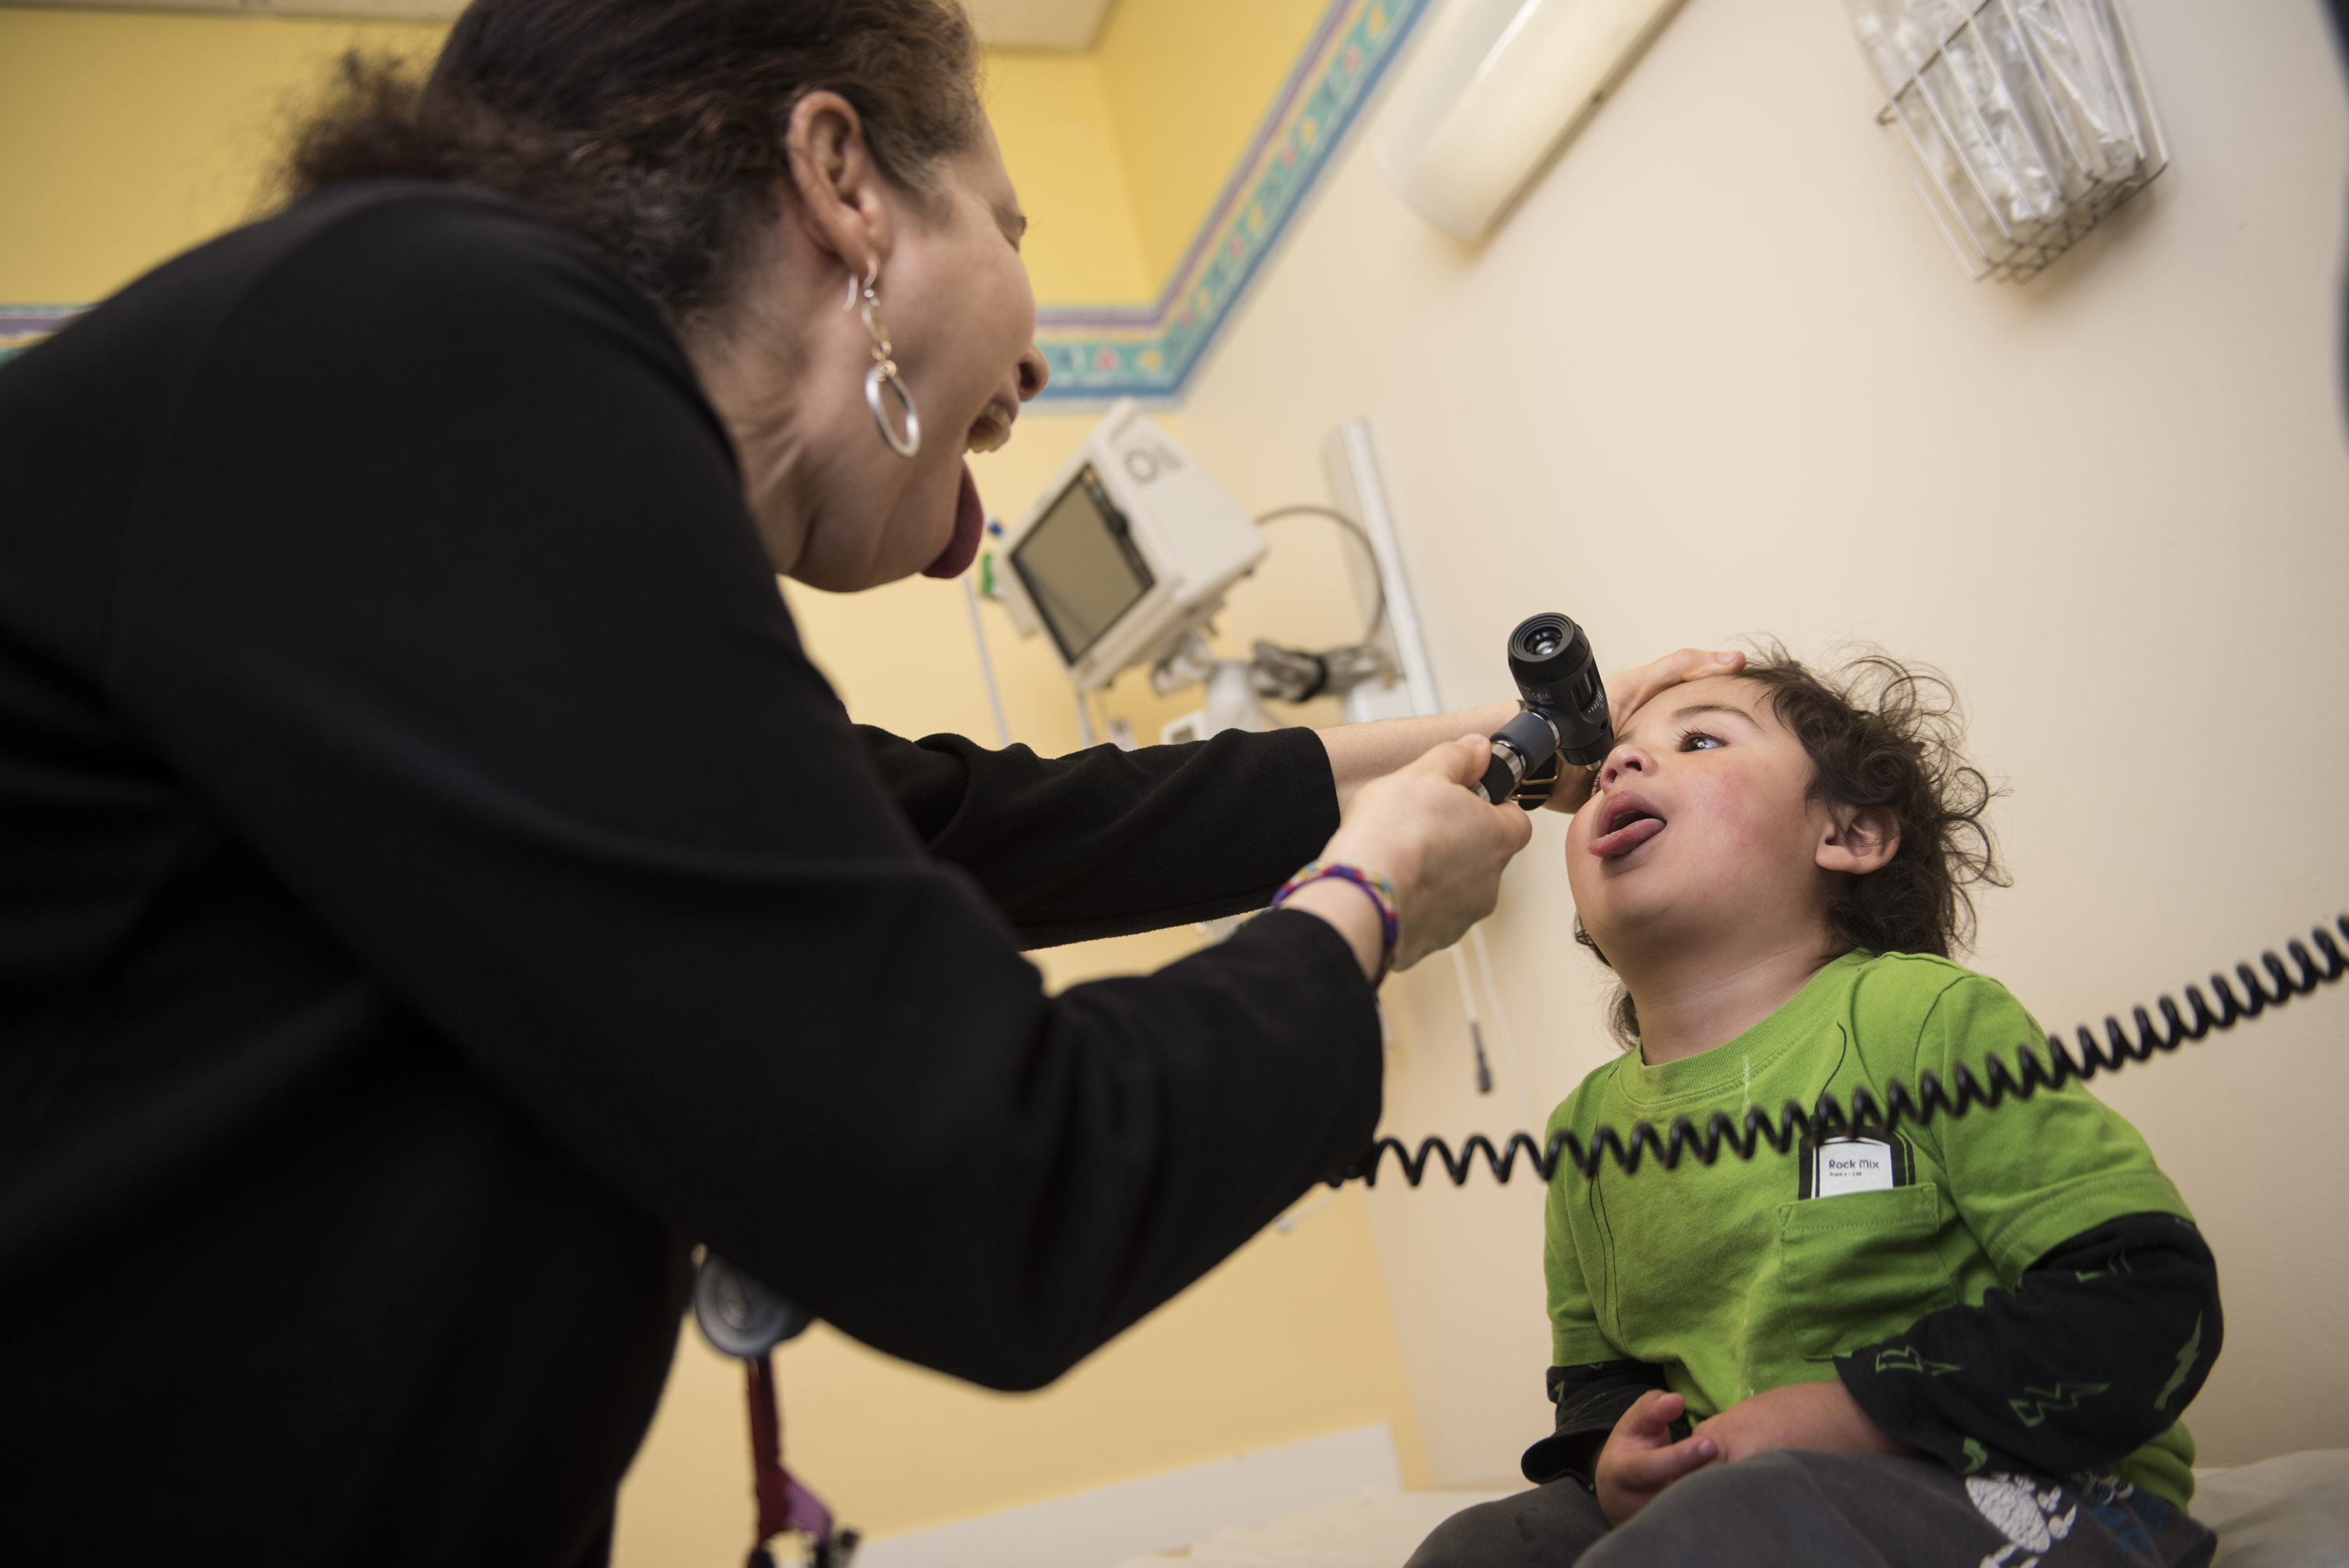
top-left (1282, 736), bottom-right (1532, 979)
top-left (1595, 1390), bottom-right (1718, 1527)
top-left (1545, 647), bottom-right (1746, 814)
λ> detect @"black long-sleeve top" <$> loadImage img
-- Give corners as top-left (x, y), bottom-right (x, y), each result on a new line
top-left (0, 183), bottom-right (1375, 1565)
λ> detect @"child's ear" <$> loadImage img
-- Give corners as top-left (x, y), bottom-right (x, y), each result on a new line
top-left (1817, 804), bottom-right (1899, 875)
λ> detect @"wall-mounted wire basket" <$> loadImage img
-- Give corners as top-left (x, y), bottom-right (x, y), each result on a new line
top-left (1848, 0), bottom-right (2168, 283)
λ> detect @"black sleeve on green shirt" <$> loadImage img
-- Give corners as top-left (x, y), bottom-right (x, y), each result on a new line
top-left (1839, 1212), bottom-right (2221, 1477)
top-left (1520, 1361), bottom-right (1691, 1487)
top-left (851, 725), bottom-right (1338, 948)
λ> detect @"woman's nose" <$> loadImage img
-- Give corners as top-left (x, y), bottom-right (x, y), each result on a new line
top-left (1016, 344), bottom-right (1049, 401)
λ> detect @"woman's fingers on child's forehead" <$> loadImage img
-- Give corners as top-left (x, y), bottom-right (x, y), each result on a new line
top-left (1609, 647), bottom-right (1746, 722)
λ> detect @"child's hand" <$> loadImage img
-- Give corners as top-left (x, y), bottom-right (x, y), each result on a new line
top-left (1594, 1389), bottom-right (1720, 1526)
top-left (1689, 1379), bottom-right (1919, 1465)
top-left (1545, 648), bottom-right (1746, 814)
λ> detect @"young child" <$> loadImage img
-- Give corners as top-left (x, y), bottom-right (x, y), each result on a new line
top-left (1409, 650), bottom-right (2222, 1568)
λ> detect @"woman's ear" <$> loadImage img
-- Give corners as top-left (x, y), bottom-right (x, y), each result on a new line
top-left (1817, 804), bottom-right (1899, 876)
top-left (782, 89), bottom-right (895, 280)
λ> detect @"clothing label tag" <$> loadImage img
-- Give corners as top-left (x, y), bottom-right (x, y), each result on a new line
top-left (1798, 1135), bottom-right (1909, 1199)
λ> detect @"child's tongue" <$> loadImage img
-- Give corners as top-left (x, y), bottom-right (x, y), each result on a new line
top-left (1592, 814), bottom-right (1666, 858)
top-left (921, 463), bottom-right (987, 579)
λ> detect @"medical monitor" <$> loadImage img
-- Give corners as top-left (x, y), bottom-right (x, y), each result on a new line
top-left (1010, 466), bottom-right (1157, 665)
top-left (996, 401), bottom-right (1267, 693)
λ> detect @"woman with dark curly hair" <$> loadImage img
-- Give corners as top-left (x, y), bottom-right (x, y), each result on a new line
top-left (1405, 651), bottom-right (2224, 1568)
top-left (0, 0), bottom-right (1725, 1559)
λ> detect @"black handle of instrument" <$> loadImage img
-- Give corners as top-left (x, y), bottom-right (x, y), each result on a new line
top-left (1473, 709), bottom-right (1561, 804)
top-left (1474, 613), bottom-right (1613, 807)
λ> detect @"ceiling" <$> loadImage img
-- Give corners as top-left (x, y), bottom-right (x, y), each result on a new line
top-left (967, 0), bottom-right (1116, 49)
top-left (19, 0), bottom-right (1120, 45)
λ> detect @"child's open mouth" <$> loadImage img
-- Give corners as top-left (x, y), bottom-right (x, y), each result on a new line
top-left (1590, 791), bottom-right (1666, 858)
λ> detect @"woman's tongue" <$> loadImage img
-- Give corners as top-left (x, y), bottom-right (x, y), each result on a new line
top-left (921, 462), bottom-right (987, 579)
top-left (1592, 812), bottom-right (1666, 858)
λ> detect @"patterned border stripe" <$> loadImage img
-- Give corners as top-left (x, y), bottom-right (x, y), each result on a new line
top-left (0, 308), bottom-right (82, 366)
top-left (1032, 0), bottom-right (1431, 406)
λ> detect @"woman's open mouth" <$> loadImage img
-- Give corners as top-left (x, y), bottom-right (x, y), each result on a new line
top-left (965, 398), bottom-right (1015, 455)
top-left (920, 462), bottom-right (988, 579)
top-left (1589, 790), bottom-right (1666, 859)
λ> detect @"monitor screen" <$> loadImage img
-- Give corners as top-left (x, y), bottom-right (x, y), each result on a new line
top-left (1010, 465), bottom-right (1157, 665)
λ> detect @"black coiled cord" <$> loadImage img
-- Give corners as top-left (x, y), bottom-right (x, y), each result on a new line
top-left (1339, 914), bottom-right (2349, 1189)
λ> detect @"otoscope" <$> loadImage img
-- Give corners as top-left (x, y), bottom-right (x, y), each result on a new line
top-left (1472, 612), bottom-right (1615, 808)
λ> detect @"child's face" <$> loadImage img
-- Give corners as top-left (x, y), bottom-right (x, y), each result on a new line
top-left (1567, 675), bottom-right (1870, 957)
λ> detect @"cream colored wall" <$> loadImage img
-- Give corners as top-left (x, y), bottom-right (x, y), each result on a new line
top-left (1167, 0), bottom-right (2349, 1483)
top-left (0, 6), bottom-right (1435, 1555)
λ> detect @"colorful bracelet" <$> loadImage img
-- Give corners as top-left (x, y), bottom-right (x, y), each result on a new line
top-left (1271, 860), bottom-right (1401, 987)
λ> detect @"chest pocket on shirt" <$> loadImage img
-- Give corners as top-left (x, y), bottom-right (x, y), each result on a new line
top-left (1775, 1184), bottom-right (1954, 1360)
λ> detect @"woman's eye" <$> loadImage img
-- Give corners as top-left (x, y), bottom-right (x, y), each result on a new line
top-left (1679, 730), bottom-right (1723, 751)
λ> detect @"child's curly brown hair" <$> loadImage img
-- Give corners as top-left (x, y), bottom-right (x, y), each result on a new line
top-left (1576, 646), bottom-right (2010, 1047)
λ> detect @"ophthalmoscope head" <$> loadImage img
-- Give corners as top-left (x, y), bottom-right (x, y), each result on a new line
top-left (1472, 613), bottom-right (1613, 808)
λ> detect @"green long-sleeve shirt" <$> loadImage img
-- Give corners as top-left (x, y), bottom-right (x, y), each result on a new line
top-left (1543, 951), bottom-right (2202, 1505)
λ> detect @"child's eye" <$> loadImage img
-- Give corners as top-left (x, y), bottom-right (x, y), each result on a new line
top-left (1678, 730), bottom-right (1724, 752)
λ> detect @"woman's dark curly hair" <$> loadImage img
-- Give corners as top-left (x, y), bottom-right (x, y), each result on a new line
top-left (1577, 646), bottom-right (2009, 1047)
top-left (278, 0), bottom-right (983, 331)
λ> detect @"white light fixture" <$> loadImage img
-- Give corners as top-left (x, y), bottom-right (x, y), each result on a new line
top-left (1377, 0), bottom-right (1685, 241)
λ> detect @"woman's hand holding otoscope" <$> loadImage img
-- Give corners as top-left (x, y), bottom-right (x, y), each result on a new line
top-left (1474, 616), bottom-right (1747, 811)
top-left (1287, 624), bottom-right (1741, 984)
top-left (1287, 739), bottom-right (1535, 978)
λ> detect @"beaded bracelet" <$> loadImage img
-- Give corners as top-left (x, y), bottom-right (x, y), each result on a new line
top-left (1271, 860), bottom-right (1401, 987)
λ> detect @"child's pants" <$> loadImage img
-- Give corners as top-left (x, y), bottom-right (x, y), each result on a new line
top-left (1403, 1452), bottom-right (2217, 1568)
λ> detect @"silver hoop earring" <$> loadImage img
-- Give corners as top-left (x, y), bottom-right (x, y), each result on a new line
top-left (856, 261), bottom-right (921, 459)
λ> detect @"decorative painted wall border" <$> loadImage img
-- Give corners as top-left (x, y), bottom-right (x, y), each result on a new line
top-left (1032, 0), bottom-right (1430, 407)
top-left (0, 0), bottom-right (1431, 398)
top-left (0, 308), bottom-right (79, 365)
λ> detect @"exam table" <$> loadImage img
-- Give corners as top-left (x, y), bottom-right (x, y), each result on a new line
top-left (1107, 1449), bottom-right (2349, 1568)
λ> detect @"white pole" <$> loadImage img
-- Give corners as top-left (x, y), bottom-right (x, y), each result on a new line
top-left (961, 572), bottom-right (1014, 748)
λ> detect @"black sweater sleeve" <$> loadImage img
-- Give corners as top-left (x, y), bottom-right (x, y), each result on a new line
top-left (854, 725), bottom-right (1338, 947)
top-left (1520, 1361), bottom-right (1688, 1488)
top-left (60, 185), bottom-right (1379, 1391)
top-left (1838, 1213), bottom-right (2221, 1477)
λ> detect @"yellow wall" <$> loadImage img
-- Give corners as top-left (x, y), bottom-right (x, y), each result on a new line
top-left (1095, 0), bottom-right (1332, 292)
top-left (982, 0), bottom-right (1339, 303)
top-left (618, 1141), bottom-right (1424, 1561)
top-left (0, 7), bottom-right (445, 302)
top-left (0, 0), bottom-right (1336, 308)
top-left (0, 4), bottom-right (1434, 1557)
top-left (982, 50), bottom-right (1153, 304)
